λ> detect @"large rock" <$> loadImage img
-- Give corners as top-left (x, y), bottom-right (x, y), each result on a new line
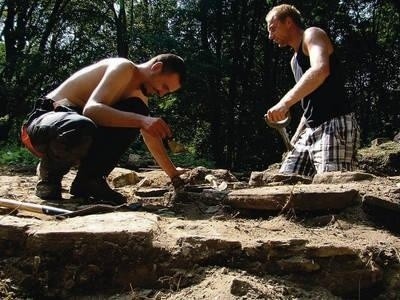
top-left (182, 167), bottom-right (238, 185)
top-left (11, 212), bottom-right (160, 296)
top-left (227, 184), bottom-right (359, 212)
top-left (358, 141), bottom-right (400, 176)
top-left (362, 194), bottom-right (400, 230)
top-left (0, 217), bottom-right (41, 256)
top-left (26, 212), bottom-right (159, 252)
top-left (249, 171), bottom-right (312, 186)
top-left (108, 167), bottom-right (140, 187)
top-left (312, 171), bottom-right (376, 184)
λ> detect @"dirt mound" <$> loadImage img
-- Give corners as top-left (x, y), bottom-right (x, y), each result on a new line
top-left (358, 141), bottom-right (400, 176)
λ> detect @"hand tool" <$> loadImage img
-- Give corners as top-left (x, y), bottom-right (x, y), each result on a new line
top-left (264, 114), bottom-right (294, 151)
top-left (0, 198), bottom-right (72, 216)
top-left (0, 198), bottom-right (142, 219)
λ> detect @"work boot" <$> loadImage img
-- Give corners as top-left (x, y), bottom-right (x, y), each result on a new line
top-left (70, 175), bottom-right (126, 205)
top-left (35, 161), bottom-right (64, 200)
top-left (36, 180), bottom-right (62, 200)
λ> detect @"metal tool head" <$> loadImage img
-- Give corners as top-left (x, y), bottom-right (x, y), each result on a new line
top-left (264, 113), bottom-right (291, 129)
top-left (166, 138), bottom-right (187, 154)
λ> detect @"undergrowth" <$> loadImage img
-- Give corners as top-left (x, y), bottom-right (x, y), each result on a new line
top-left (0, 143), bottom-right (38, 166)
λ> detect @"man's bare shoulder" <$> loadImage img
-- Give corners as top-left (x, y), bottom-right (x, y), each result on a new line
top-left (96, 57), bottom-right (137, 73)
top-left (303, 27), bottom-right (333, 55)
top-left (304, 27), bottom-right (328, 42)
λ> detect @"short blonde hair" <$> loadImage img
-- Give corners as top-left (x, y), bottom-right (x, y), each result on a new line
top-left (266, 4), bottom-right (303, 28)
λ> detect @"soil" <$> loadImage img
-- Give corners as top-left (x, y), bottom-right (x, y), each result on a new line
top-left (0, 164), bottom-right (400, 299)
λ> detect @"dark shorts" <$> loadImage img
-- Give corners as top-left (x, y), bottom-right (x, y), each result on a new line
top-left (21, 98), bottom-right (90, 158)
top-left (21, 97), bottom-right (150, 176)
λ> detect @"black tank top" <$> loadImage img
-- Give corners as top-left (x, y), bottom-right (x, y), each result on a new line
top-left (294, 41), bottom-right (350, 127)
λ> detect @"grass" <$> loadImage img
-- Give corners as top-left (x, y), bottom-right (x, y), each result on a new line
top-left (358, 141), bottom-right (400, 159)
top-left (0, 143), bottom-right (39, 166)
top-left (0, 142), bottom-right (215, 170)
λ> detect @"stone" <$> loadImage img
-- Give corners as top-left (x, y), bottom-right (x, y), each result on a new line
top-left (277, 256), bottom-right (320, 272)
top-left (362, 194), bottom-right (400, 214)
top-left (0, 216), bottom-right (41, 256)
top-left (174, 190), bottom-right (227, 206)
top-left (135, 187), bottom-right (169, 197)
top-left (25, 212), bottom-right (159, 252)
top-left (362, 194), bottom-right (400, 231)
top-left (109, 167), bottom-right (140, 188)
top-left (230, 278), bottom-right (253, 296)
top-left (305, 215), bottom-right (336, 227)
top-left (248, 171), bottom-right (263, 186)
top-left (312, 171), bottom-right (376, 184)
top-left (249, 171), bottom-right (312, 186)
top-left (227, 185), bottom-right (359, 212)
top-left (230, 182), bottom-right (249, 190)
top-left (205, 206), bottom-right (222, 214)
top-left (306, 245), bottom-right (356, 257)
top-left (176, 236), bottom-right (242, 261)
top-left (137, 177), bottom-right (152, 188)
top-left (182, 167), bottom-right (238, 185)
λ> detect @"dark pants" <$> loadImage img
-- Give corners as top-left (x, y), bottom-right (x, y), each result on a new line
top-left (24, 97), bottom-right (149, 180)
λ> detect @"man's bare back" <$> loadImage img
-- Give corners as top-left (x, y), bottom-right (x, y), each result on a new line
top-left (47, 58), bottom-right (144, 108)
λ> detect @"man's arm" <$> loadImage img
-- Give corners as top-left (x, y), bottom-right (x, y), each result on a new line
top-left (266, 27), bottom-right (333, 122)
top-left (141, 129), bottom-right (181, 179)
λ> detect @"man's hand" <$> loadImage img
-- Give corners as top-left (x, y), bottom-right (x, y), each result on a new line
top-left (171, 175), bottom-right (185, 190)
top-left (142, 116), bottom-right (172, 139)
top-left (170, 168), bottom-right (189, 190)
top-left (265, 101), bottom-right (289, 123)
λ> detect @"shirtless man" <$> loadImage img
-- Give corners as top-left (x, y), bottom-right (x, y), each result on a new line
top-left (21, 54), bottom-right (186, 204)
top-left (265, 5), bottom-right (359, 177)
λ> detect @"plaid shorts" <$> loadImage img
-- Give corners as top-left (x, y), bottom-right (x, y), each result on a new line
top-left (280, 113), bottom-right (360, 177)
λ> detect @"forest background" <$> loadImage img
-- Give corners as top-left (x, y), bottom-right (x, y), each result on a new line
top-left (0, 0), bottom-right (399, 171)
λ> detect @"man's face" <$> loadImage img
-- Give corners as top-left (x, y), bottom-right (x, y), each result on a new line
top-left (267, 15), bottom-right (290, 47)
top-left (141, 65), bottom-right (181, 97)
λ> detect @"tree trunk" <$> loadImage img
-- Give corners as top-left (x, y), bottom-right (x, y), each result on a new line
top-left (226, 0), bottom-right (244, 169)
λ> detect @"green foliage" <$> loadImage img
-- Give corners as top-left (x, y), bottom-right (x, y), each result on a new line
top-left (0, 42), bottom-right (5, 68)
top-left (0, 144), bottom-right (39, 166)
top-left (126, 139), bottom-right (215, 169)
top-left (0, 0), bottom-right (398, 171)
top-left (170, 152), bottom-right (215, 169)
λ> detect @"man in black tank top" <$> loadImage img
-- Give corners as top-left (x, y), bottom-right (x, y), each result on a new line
top-left (265, 4), bottom-right (359, 177)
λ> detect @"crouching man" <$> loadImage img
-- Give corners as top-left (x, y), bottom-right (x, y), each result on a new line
top-left (21, 54), bottom-right (186, 204)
